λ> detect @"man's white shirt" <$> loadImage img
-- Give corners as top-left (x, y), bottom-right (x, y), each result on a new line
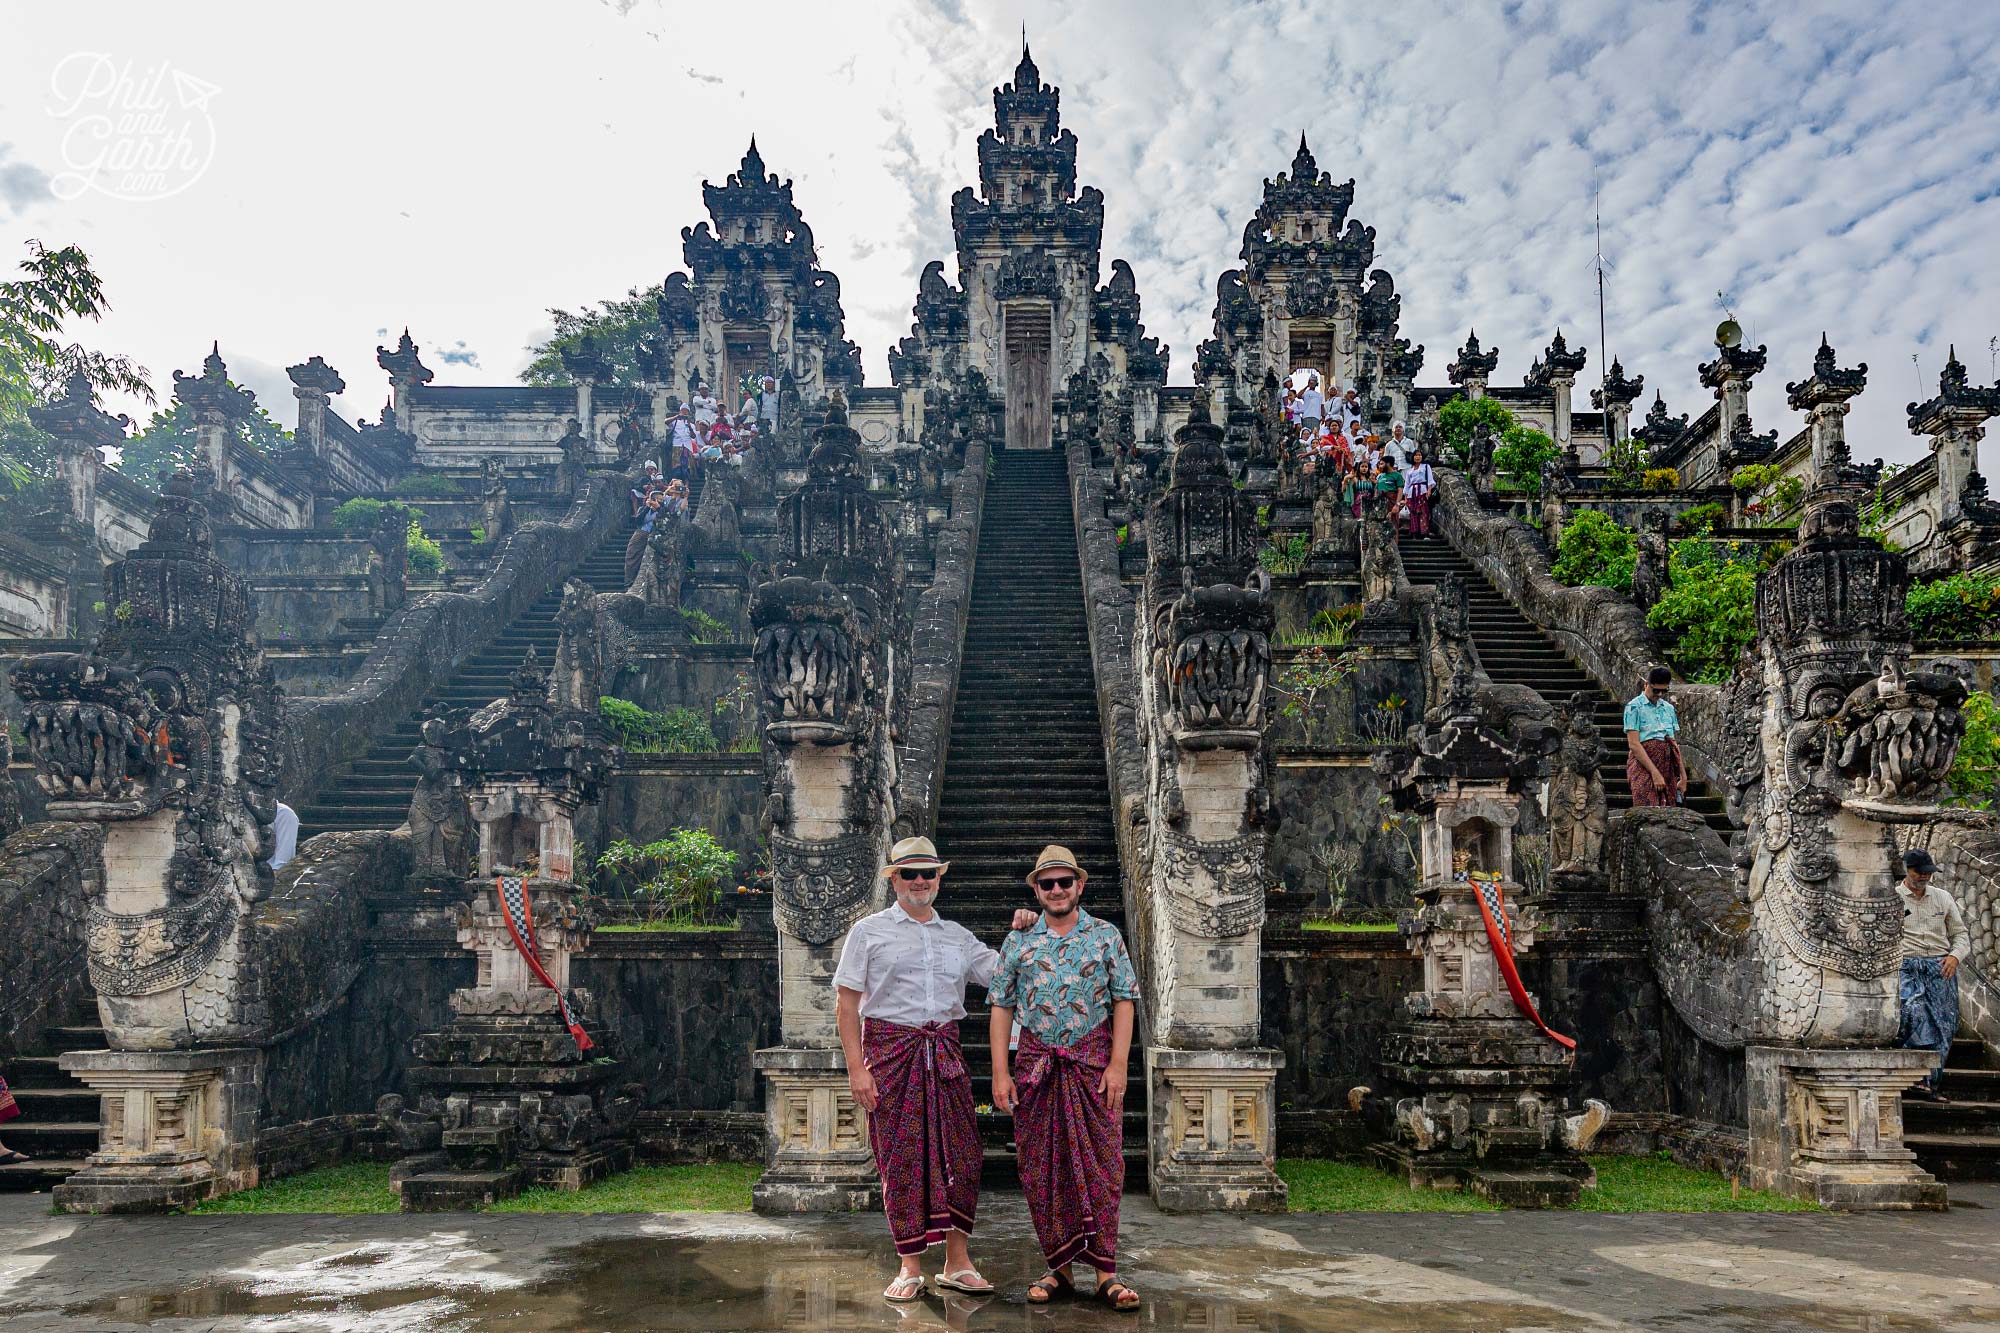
top-left (832, 903), bottom-right (999, 1026)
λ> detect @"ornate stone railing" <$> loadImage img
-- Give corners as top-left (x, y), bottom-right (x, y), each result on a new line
top-left (0, 822), bottom-right (98, 1056)
top-left (1430, 467), bottom-right (1729, 795)
top-left (280, 472), bottom-right (628, 806)
top-left (892, 439), bottom-right (990, 836)
top-left (1924, 820), bottom-right (2000, 1050)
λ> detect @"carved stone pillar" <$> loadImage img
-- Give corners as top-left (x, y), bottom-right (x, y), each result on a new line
top-left (749, 397), bottom-right (897, 1213)
top-left (1590, 358), bottom-right (1644, 471)
top-left (1745, 1046), bottom-right (1943, 1209)
top-left (1533, 331), bottom-right (1587, 459)
top-left (562, 339), bottom-right (611, 447)
top-left (1785, 336), bottom-right (1870, 495)
top-left (376, 329), bottom-right (434, 424)
top-left (171, 344), bottom-right (254, 501)
top-left (1134, 403), bottom-right (1286, 1212)
top-left (1447, 331), bottom-right (1498, 402)
top-left (1356, 700), bottom-right (1608, 1206)
top-left (1906, 346), bottom-right (2000, 534)
top-left (287, 356), bottom-right (345, 468)
top-left (28, 370), bottom-right (128, 638)
top-left (9, 469), bottom-right (294, 1211)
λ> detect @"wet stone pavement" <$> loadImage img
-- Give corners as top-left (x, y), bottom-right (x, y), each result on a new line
top-left (3, 1189), bottom-right (1999, 1332)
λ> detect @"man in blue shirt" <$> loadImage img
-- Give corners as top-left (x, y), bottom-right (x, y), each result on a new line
top-left (1623, 666), bottom-right (1684, 806)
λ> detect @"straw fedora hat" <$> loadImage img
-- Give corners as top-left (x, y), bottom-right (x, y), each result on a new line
top-left (880, 835), bottom-right (950, 878)
top-left (1024, 844), bottom-right (1088, 889)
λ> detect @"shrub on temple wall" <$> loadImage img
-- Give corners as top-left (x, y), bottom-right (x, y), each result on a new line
top-left (598, 696), bottom-right (719, 753)
top-left (328, 497), bottom-right (410, 533)
top-left (1676, 502), bottom-right (1725, 535)
top-left (1493, 424), bottom-right (1558, 493)
top-left (1641, 467), bottom-right (1680, 491)
top-left (1551, 510), bottom-right (1636, 593)
top-left (595, 829), bottom-right (737, 924)
top-left (1646, 539), bottom-right (1759, 683)
top-left (1436, 396), bottom-right (1515, 467)
top-left (405, 520), bottom-right (446, 576)
top-left (1947, 689), bottom-right (2000, 808)
top-left (1906, 572), bottom-right (2000, 642)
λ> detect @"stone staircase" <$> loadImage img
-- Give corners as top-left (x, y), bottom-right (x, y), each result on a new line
top-left (1398, 534), bottom-right (1734, 835)
top-left (1906, 1036), bottom-right (2000, 1181)
top-left (295, 527), bottom-right (633, 840)
top-left (0, 1006), bottom-right (106, 1193)
top-left (929, 449), bottom-right (1145, 1187)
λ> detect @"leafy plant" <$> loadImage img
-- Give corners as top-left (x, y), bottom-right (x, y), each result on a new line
top-left (1493, 424), bottom-right (1558, 493)
top-left (328, 497), bottom-right (410, 533)
top-left (1731, 463), bottom-right (1782, 494)
top-left (1273, 644), bottom-right (1357, 742)
top-left (396, 471), bottom-right (462, 496)
top-left (405, 519), bottom-right (446, 576)
top-left (1116, 523), bottom-right (1129, 546)
top-left (679, 606), bottom-right (732, 644)
top-left (1676, 502), bottom-right (1725, 535)
top-left (1551, 510), bottom-right (1637, 593)
top-left (1435, 395), bottom-right (1515, 468)
top-left (1257, 533), bottom-right (1310, 575)
top-left (523, 284), bottom-right (673, 388)
top-left (1641, 467), bottom-right (1680, 491)
top-left (1905, 572), bottom-right (2000, 641)
top-left (598, 696), bottom-right (719, 753)
top-left (1946, 689), bottom-right (2000, 807)
top-left (115, 390), bottom-right (291, 482)
top-left (1359, 694), bottom-right (1408, 745)
top-left (1646, 539), bottom-right (1759, 683)
top-left (594, 829), bottom-right (737, 925)
top-left (468, 524), bottom-right (487, 543)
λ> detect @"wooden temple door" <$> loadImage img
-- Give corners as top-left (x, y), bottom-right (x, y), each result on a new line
top-left (1003, 305), bottom-right (1052, 451)
top-left (1289, 324), bottom-right (1336, 389)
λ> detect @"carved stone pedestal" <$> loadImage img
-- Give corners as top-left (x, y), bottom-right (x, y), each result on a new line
top-left (1370, 1017), bottom-right (1592, 1207)
top-left (1745, 1045), bottom-right (1945, 1210)
top-left (751, 1047), bottom-right (879, 1214)
top-left (55, 1048), bottom-right (261, 1214)
top-left (1146, 1047), bottom-right (1287, 1212)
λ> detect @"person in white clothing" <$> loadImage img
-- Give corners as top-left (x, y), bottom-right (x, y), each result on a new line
top-left (690, 386), bottom-right (719, 429)
top-left (1297, 376), bottom-right (1325, 434)
top-left (834, 837), bottom-right (1035, 1302)
top-left (269, 801), bottom-right (299, 870)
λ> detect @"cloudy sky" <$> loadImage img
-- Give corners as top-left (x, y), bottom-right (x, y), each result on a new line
top-left (2, 0), bottom-right (1996, 463)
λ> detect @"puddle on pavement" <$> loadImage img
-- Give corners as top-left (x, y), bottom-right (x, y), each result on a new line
top-left (60, 1234), bottom-right (1981, 1332)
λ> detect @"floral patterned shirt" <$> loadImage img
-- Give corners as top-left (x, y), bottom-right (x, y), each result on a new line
top-left (988, 908), bottom-right (1140, 1050)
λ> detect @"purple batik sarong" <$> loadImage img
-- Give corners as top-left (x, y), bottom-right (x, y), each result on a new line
top-left (864, 1019), bottom-right (981, 1255)
top-left (1012, 1021), bottom-right (1123, 1274)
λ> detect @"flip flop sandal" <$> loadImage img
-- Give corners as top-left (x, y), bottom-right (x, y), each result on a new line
top-left (0, 1151), bottom-right (29, 1165)
top-left (1097, 1278), bottom-right (1140, 1311)
top-left (936, 1268), bottom-right (993, 1295)
top-left (1026, 1270), bottom-right (1075, 1304)
top-left (883, 1273), bottom-right (927, 1302)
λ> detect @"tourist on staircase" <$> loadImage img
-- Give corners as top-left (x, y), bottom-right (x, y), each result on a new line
top-left (990, 846), bottom-right (1142, 1313)
top-left (1895, 848), bottom-right (1971, 1101)
top-left (1623, 666), bottom-right (1686, 806)
top-left (0, 1067), bottom-right (22, 1166)
top-left (832, 837), bottom-right (1034, 1303)
top-left (1296, 375), bottom-right (1325, 437)
top-left (1402, 447), bottom-right (1434, 537)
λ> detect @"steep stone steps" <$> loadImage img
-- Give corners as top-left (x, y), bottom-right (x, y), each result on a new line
top-left (295, 527), bottom-right (633, 840)
top-left (0, 1012), bottom-right (106, 1193)
top-left (1399, 536), bottom-right (1734, 835)
top-left (1907, 1037), bottom-right (2000, 1181)
top-left (928, 448), bottom-right (1141, 1185)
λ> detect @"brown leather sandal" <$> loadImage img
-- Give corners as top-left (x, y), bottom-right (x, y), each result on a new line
top-left (1026, 1270), bottom-right (1075, 1304)
top-left (1097, 1277), bottom-right (1140, 1311)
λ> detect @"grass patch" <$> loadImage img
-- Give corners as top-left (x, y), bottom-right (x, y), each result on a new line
top-left (1578, 1153), bottom-right (1819, 1212)
top-left (191, 1161), bottom-right (761, 1215)
top-left (486, 1163), bottom-right (759, 1213)
top-left (1280, 1154), bottom-right (1820, 1213)
top-left (192, 1161), bottom-right (398, 1214)
top-left (1301, 920), bottom-right (1400, 933)
top-left (1278, 1158), bottom-right (1502, 1212)
top-left (596, 921), bottom-right (740, 934)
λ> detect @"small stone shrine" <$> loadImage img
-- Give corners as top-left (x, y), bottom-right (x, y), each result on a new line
top-left (1358, 693), bottom-right (1608, 1206)
top-left (386, 648), bottom-right (635, 1212)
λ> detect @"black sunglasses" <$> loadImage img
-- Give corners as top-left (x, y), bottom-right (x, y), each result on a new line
top-left (1035, 875), bottom-right (1077, 891)
top-left (895, 868), bottom-right (940, 882)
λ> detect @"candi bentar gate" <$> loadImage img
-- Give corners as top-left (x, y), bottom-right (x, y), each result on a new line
top-left (2, 47), bottom-right (1999, 1217)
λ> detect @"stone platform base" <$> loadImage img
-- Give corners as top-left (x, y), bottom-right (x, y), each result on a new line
top-left (750, 1176), bottom-right (882, 1214)
top-left (55, 1047), bottom-right (262, 1214)
top-left (1370, 1142), bottom-right (1592, 1208)
top-left (752, 1046), bottom-right (879, 1215)
top-left (402, 1168), bottom-right (525, 1211)
top-left (521, 1141), bottom-right (633, 1192)
top-left (1746, 1044), bottom-right (1946, 1211)
top-left (1146, 1047), bottom-right (1288, 1213)
top-left (53, 1158), bottom-right (218, 1215)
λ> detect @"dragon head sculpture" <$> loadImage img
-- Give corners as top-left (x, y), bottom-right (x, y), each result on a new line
top-left (750, 574), bottom-right (880, 747)
top-left (1155, 568), bottom-right (1274, 749)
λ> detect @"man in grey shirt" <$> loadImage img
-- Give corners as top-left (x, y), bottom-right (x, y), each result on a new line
top-left (833, 837), bottom-right (1033, 1302)
top-left (1896, 847), bottom-right (1973, 1100)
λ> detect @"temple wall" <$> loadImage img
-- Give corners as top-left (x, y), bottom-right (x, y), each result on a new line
top-left (0, 540), bottom-right (69, 637)
top-left (1269, 755), bottom-right (1420, 912)
top-left (605, 647), bottom-right (756, 748)
top-left (594, 757), bottom-right (764, 870)
top-left (0, 822), bottom-right (99, 1056)
top-left (574, 934), bottom-right (779, 1111)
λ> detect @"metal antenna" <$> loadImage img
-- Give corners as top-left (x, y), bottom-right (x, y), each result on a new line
top-left (1913, 352), bottom-right (1923, 399)
top-left (1591, 183), bottom-right (1612, 383)
top-left (1989, 335), bottom-right (1997, 382)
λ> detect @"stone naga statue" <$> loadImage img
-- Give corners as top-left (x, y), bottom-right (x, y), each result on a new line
top-left (1633, 491), bottom-right (1968, 1053)
top-left (9, 468), bottom-right (353, 1049)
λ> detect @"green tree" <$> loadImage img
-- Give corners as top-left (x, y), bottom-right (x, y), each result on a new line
top-left (1436, 395), bottom-right (1515, 467)
top-left (1493, 423), bottom-right (1558, 492)
top-left (1551, 510), bottom-right (1636, 592)
top-left (0, 240), bottom-right (154, 495)
top-left (1647, 539), bottom-right (1759, 683)
top-left (522, 285), bottom-right (660, 388)
top-left (115, 392), bottom-right (291, 483)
